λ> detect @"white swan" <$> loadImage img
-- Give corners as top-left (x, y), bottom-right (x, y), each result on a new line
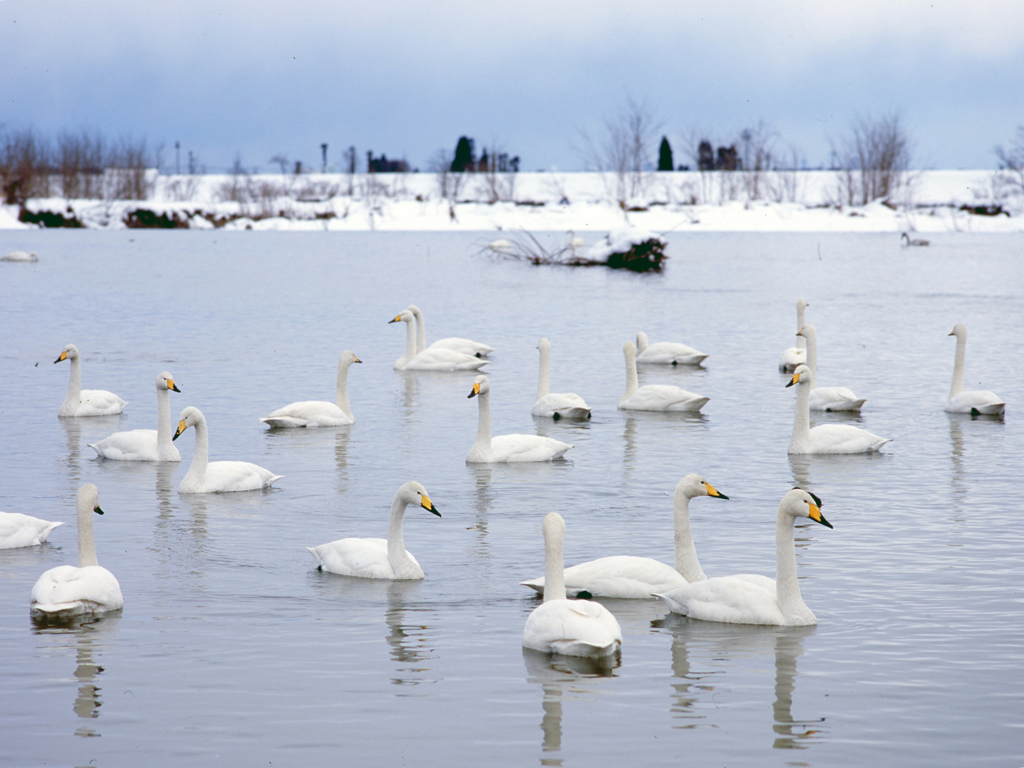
top-left (657, 488), bottom-right (832, 626)
top-left (618, 342), bottom-right (708, 412)
top-left (307, 481), bottom-right (441, 580)
top-left (389, 310), bottom-right (489, 371)
top-left (2, 250), bottom-right (38, 262)
top-left (467, 375), bottom-right (572, 463)
top-left (778, 299), bottom-right (808, 373)
top-left (173, 406), bottom-right (282, 493)
top-left (30, 484), bottom-right (123, 617)
top-left (532, 338), bottom-right (591, 420)
top-left (901, 232), bottom-right (929, 247)
top-left (522, 512), bottom-right (622, 658)
top-left (0, 511), bottom-right (63, 549)
top-left (88, 372), bottom-right (182, 460)
top-left (946, 324), bottom-right (1005, 416)
top-left (799, 325), bottom-right (866, 412)
top-left (635, 331), bottom-right (708, 366)
top-left (787, 365), bottom-right (890, 454)
top-left (54, 344), bottom-right (127, 417)
top-left (407, 304), bottom-right (494, 358)
top-left (520, 475), bottom-right (728, 598)
top-left (261, 351), bottom-right (361, 427)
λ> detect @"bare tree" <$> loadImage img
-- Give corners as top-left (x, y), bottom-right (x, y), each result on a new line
top-left (429, 148), bottom-right (465, 213)
top-left (0, 127), bottom-right (52, 203)
top-left (578, 97), bottom-right (660, 206)
top-left (830, 112), bottom-right (912, 206)
top-left (995, 125), bottom-right (1024, 199)
top-left (476, 143), bottom-right (517, 203)
top-left (269, 154), bottom-right (289, 175)
top-left (739, 121), bottom-right (776, 201)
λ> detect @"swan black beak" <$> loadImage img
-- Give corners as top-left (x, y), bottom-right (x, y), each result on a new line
top-left (705, 483), bottom-right (729, 500)
top-left (421, 496), bottom-right (441, 517)
top-left (169, 380), bottom-right (181, 393)
top-left (54, 352), bottom-right (67, 364)
top-left (94, 505), bottom-right (104, 516)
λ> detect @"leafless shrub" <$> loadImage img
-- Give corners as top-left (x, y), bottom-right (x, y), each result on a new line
top-left (830, 112), bottom-right (912, 206)
top-left (994, 126), bottom-right (1024, 204)
top-left (165, 176), bottom-right (201, 202)
top-left (429, 148), bottom-right (465, 201)
top-left (739, 122), bottom-right (776, 201)
top-left (578, 97), bottom-right (659, 206)
top-left (480, 228), bottom-right (667, 272)
top-left (767, 146), bottom-right (804, 203)
top-left (476, 145), bottom-right (517, 203)
top-left (0, 126), bottom-right (52, 203)
top-left (104, 134), bottom-right (152, 200)
top-left (56, 129), bottom-right (106, 199)
top-left (217, 154), bottom-right (255, 204)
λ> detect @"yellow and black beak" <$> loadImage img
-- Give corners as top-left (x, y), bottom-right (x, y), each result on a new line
top-left (388, 314), bottom-right (402, 324)
top-left (54, 350), bottom-right (68, 364)
top-left (807, 501), bottom-right (832, 529)
top-left (353, 355), bottom-right (363, 364)
top-left (421, 494), bottom-right (441, 518)
top-left (172, 419), bottom-right (187, 441)
top-left (468, 382), bottom-right (481, 399)
top-left (786, 372), bottom-right (801, 388)
top-left (94, 505), bottom-right (104, 516)
top-left (704, 482), bottom-right (729, 500)
top-left (169, 379), bottom-right (181, 393)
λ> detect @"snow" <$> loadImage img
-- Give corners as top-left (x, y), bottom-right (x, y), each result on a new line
top-left (2, 170), bottom-right (1022, 233)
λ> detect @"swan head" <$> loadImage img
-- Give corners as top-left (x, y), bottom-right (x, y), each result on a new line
top-left (542, 511), bottom-right (565, 540)
top-left (78, 482), bottom-right (103, 516)
top-left (54, 343), bottom-right (79, 364)
top-left (340, 350), bottom-right (362, 367)
top-left (399, 480), bottom-right (441, 517)
top-left (796, 324), bottom-right (815, 340)
top-left (949, 323), bottom-right (966, 339)
top-left (172, 406), bottom-right (204, 441)
top-left (468, 374), bottom-right (490, 399)
top-left (636, 331), bottom-right (649, 351)
top-left (405, 305), bottom-right (423, 318)
top-left (389, 309), bottom-right (414, 325)
top-left (677, 474), bottom-right (729, 500)
top-left (623, 340), bottom-right (637, 361)
top-left (158, 372), bottom-right (181, 393)
top-left (538, 338), bottom-right (550, 353)
top-left (782, 488), bottom-right (832, 528)
top-left (797, 298), bottom-right (808, 311)
top-left (786, 364), bottom-right (814, 389)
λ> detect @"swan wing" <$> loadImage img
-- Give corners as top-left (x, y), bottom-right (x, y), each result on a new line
top-left (809, 386), bottom-right (866, 412)
top-left (778, 346), bottom-right (806, 372)
top-left (489, 434), bottom-right (572, 462)
top-left (0, 512), bottom-right (63, 549)
top-left (190, 461), bottom-right (282, 493)
top-left (307, 537), bottom-right (423, 579)
top-left (522, 599), bottom-right (622, 657)
top-left (404, 348), bottom-right (489, 371)
top-left (946, 390), bottom-right (1006, 416)
top-left (636, 341), bottom-right (707, 366)
top-left (30, 565), bottom-right (124, 615)
top-left (522, 555), bottom-right (688, 598)
top-left (620, 385), bottom-right (708, 412)
top-left (261, 400), bottom-right (352, 427)
top-left (427, 337), bottom-right (494, 357)
top-left (532, 392), bottom-right (591, 419)
top-left (89, 428), bottom-right (168, 461)
top-left (806, 424), bottom-right (890, 453)
top-left (659, 575), bottom-right (787, 625)
top-left (74, 389), bottom-right (128, 416)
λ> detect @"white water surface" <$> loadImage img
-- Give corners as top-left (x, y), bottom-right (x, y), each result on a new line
top-left (0, 230), bottom-right (1021, 766)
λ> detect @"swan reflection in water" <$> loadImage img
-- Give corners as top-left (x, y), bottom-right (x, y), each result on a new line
top-left (522, 647), bottom-right (619, 765)
top-left (651, 616), bottom-right (824, 748)
top-left (32, 613), bottom-right (121, 739)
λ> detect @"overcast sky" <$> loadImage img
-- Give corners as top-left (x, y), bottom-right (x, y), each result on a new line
top-left (2, 0), bottom-right (1022, 174)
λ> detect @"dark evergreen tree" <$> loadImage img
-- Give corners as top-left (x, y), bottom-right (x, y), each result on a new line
top-left (451, 137), bottom-right (474, 173)
top-left (658, 136), bottom-right (674, 171)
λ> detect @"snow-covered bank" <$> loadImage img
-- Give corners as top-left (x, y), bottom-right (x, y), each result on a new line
top-left (2, 170), bottom-right (1022, 233)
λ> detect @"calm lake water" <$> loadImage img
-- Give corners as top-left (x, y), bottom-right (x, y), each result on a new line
top-left (1, 229), bottom-right (1021, 767)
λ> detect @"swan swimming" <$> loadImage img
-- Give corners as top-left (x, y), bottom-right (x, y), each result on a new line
top-left (467, 375), bottom-right (572, 463)
top-left (532, 338), bottom-right (591, 420)
top-left (173, 406), bottom-right (282, 493)
top-left (307, 481), bottom-right (441, 580)
top-left (787, 365), bottom-right (890, 454)
top-left (54, 344), bottom-right (127, 417)
top-left (2, 250), bottom-right (38, 262)
top-left (0, 511), bottom-right (63, 549)
top-left (778, 299), bottom-right (808, 373)
top-left (390, 309), bottom-right (488, 371)
top-left (407, 305), bottom-right (494, 358)
top-left (618, 341), bottom-right (708, 412)
top-left (798, 325), bottom-right (866, 412)
top-left (657, 488), bottom-right (832, 626)
top-left (520, 474), bottom-right (728, 598)
top-left (522, 512), bottom-right (622, 658)
top-left (30, 483), bottom-right (123, 617)
top-left (635, 331), bottom-right (708, 366)
top-left (261, 351), bottom-right (361, 427)
top-left (946, 324), bottom-right (1005, 416)
top-left (88, 372), bottom-right (182, 460)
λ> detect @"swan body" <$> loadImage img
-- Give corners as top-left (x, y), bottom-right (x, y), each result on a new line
top-left (408, 305), bottom-right (494, 358)
top-left (2, 250), bottom-right (38, 262)
top-left (522, 512), bottom-right (622, 658)
top-left (787, 366), bottom-right (890, 454)
top-left (88, 372), bottom-right (182, 460)
top-left (618, 342), bottom-right (708, 412)
top-left (658, 489), bottom-right (832, 626)
top-left (468, 375), bottom-right (572, 463)
top-left (173, 406), bottom-right (282, 493)
top-left (901, 232), bottom-right (929, 247)
top-left (307, 481), bottom-right (441, 580)
top-left (521, 475), bottom-right (728, 598)
top-left (946, 324), bottom-right (1005, 416)
top-left (635, 331), bottom-right (708, 366)
top-left (261, 351), bottom-right (361, 427)
top-left (799, 325), bottom-right (866, 412)
top-left (30, 484), bottom-right (123, 617)
top-left (0, 512), bottom-right (63, 549)
top-left (390, 310), bottom-right (488, 371)
top-left (779, 299), bottom-right (808, 373)
top-left (54, 344), bottom-right (127, 417)
top-left (532, 338), bottom-right (591, 420)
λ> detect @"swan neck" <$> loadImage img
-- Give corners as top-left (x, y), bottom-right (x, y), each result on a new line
top-left (413, 310), bottom-right (427, 353)
top-left (335, 360), bottom-right (352, 417)
top-left (804, 328), bottom-right (818, 382)
top-left (473, 389), bottom-right (492, 454)
top-left (63, 355), bottom-right (83, 411)
top-left (184, 416), bottom-right (210, 484)
top-left (543, 523), bottom-right (566, 603)
top-left (950, 333), bottom-right (966, 398)
top-left (397, 319), bottom-right (417, 368)
top-left (673, 493), bottom-right (706, 582)
top-left (790, 378), bottom-right (811, 451)
top-left (775, 508), bottom-right (807, 617)
top-left (77, 496), bottom-right (98, 568)
top-left (156, 385), bottom-right (172, 453)
top-left (386, 495), bottom-right (413, 572)
top-left (537, 345), bottom-right (550, 399)
top-left (623, 348), bottom-right (638, 398)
